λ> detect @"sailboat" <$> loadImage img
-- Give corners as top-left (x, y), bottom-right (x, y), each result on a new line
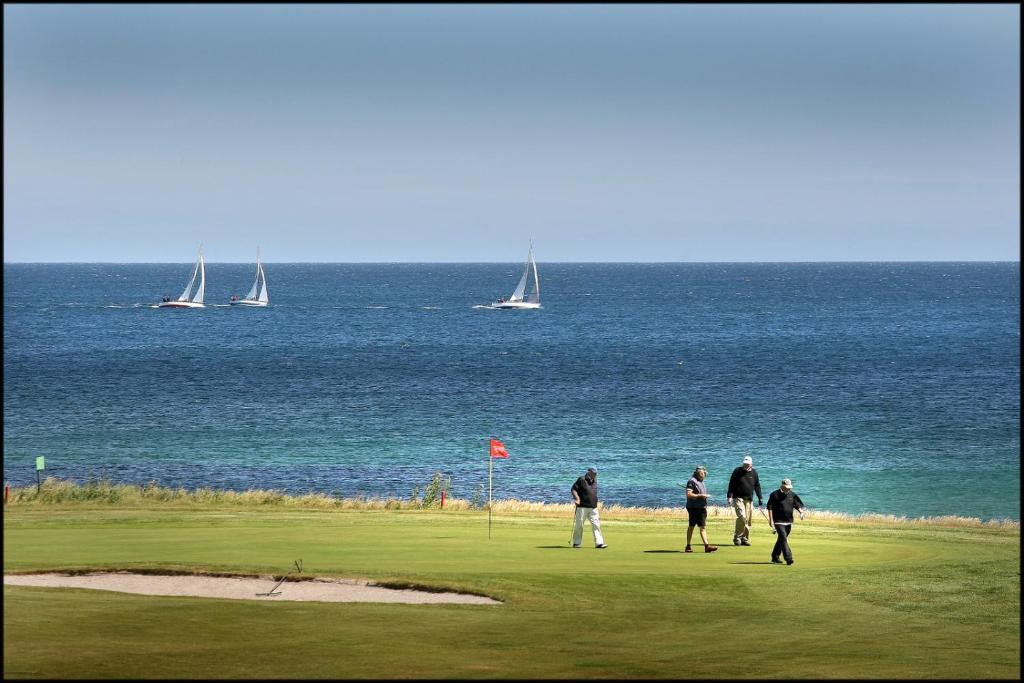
top-left (229, 248), bottom-right (269, 307)
top-left (158, 247), bottom-right (206, 308)
top-left (491, 242), bottom-right (541, 309)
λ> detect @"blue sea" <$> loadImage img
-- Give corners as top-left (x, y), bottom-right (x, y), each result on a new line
top-left (3, 262), bottom-right (1020, 521)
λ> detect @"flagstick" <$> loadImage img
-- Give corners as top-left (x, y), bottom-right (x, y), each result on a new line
top-left (488, 454), bottom-right (493, 539)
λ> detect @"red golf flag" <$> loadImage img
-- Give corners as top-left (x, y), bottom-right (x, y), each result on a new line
top-left (489, 439), bottom-right (509, 458)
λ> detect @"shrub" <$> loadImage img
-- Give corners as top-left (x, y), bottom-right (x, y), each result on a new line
top-left (421, 472), bottom-right (451, 508)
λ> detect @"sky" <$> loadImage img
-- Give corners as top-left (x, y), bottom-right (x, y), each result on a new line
top-left (3, 4), bottom-right (1020, 262)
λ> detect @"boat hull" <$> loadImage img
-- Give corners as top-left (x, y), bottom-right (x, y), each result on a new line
top-left (229, 299), bottom-right (268, 307)
top-left (158, 301), bottom-right (205, 308)
top-left (491, 301), bottom-right (541, 309)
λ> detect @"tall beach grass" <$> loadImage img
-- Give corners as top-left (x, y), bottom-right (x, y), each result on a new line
top-left (4, 477), bottom-right (1017, 529)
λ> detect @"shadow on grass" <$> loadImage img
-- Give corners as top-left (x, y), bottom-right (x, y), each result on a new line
top-left (536, 545), bottom-right (576, 549)
top-left (643, 550), bottom-right (685, 554)
top-left (729, 561), bottom-right (779, 565)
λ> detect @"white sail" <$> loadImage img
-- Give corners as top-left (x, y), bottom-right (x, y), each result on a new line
top-left (509, 261), bottom-right (529, 302)
top-left (257, 263), bottom-right (269, 302)
top-left (244, 261), bottom-right (260, 300)
top-left (245, 247), bottom-right (264, 301)
top-left (527, 247), bottom-right (540, 304)
top-left (193, 253), bottom-right (206, 303)
top-left (177, 259), bottom-right (199, 301)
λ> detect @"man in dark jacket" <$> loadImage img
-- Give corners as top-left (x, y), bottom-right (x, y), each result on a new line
top-left (766, 478), bottom-right (806, 565)
top-left (571, 467), bottom-right (606, 549)
top-left (727, 455), bottom-right (763, 546)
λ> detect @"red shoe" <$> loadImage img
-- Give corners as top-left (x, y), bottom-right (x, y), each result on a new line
top-left (705, 545), bottom-right (719, 553)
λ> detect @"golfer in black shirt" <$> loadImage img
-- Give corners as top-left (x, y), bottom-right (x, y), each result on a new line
top-left (727, 455), bottom-right (763, 546)
top-left (766, 478), bottom-right (805, 566)
top-left (571, 468), bottom-right (607, 548)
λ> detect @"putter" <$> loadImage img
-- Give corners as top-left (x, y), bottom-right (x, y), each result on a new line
top-left (569, 503), bottom-right (577, 546)
top-left (257, 559), bottom-right (303, 597)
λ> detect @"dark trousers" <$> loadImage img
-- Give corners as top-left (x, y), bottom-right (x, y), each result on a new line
top-left (772, 523), bottom-right (793, 563)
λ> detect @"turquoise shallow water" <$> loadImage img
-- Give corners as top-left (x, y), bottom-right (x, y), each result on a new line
top-left (3, 262), bottom-right (1020, 520)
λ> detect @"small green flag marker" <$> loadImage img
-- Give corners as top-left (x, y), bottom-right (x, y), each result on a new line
top-left (35, 456), bottom-right (45, 493)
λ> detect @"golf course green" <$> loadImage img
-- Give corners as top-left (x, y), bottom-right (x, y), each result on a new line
top-left (3, 485), bottom-right (1020, 679)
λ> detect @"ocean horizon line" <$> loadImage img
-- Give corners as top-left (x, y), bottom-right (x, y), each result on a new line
top-left (5, 260), bottom-right (1021, 266)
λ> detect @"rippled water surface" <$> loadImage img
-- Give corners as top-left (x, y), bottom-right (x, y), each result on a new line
top-left (3, 262), bottom-right (1019, 520)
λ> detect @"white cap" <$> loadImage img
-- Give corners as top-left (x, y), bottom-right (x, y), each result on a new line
top-left (742, 455), bottom-right (753, 466)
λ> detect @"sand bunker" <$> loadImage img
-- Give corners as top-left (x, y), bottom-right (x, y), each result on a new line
top-left (3, 573), bottom-right (500, 605)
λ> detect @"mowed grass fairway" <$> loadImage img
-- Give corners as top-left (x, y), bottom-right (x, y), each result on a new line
top-left (3, 501), bottom-right (1020, 679)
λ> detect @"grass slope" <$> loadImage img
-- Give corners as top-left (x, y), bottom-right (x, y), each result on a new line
top-left (3, 502), bottom-right (1020, 679)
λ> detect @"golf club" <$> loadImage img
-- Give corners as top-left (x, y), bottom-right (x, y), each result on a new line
top-left (568, 503), bottom-right (577, 546)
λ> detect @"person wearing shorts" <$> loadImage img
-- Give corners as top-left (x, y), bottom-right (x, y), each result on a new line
top-left (685, 466), bottom-right (718, 553)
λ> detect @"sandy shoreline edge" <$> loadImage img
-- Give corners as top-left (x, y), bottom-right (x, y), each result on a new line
top-left (4, 478), bottom-right (1019, 527)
